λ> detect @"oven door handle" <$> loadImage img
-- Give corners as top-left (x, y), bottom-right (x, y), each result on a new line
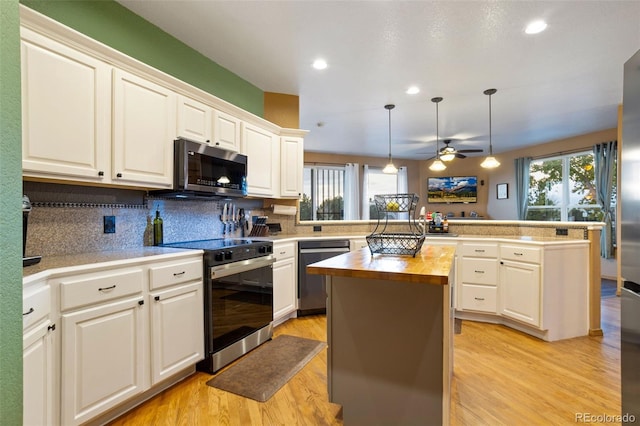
top-left (210, 255), bottom-right (275, 279)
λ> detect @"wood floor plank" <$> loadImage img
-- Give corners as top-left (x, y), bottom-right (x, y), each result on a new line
top-left (108, 296), bottom-right (620, 426)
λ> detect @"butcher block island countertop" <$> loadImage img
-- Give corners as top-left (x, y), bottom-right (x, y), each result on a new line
top-left (306, 244), bottom-right (455, 285)
top-left (308, 245), bottom-right (456, 426)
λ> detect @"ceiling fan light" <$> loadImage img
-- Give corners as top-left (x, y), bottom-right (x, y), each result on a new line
top-left (440, 152), bottom-right (455, 162)
top-left (383, 162), bottom-right (398, 174)
top-left (429, 159), bottom-right (447, 171)
top-left (480, 155), bottom-right (500, 169)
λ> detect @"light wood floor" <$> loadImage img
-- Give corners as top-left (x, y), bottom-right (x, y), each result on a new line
top-left (109, 296), bottom-right (620, 426)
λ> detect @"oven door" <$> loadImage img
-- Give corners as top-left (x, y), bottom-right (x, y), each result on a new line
top-left (207, 256), bottom-right (275, 353)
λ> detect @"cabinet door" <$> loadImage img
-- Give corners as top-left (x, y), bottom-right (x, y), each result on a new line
top-left (61, 297), bottom-right (146, 426)
top-left (280, 136), bottom-right (304, 198)
top-left (273, 257), bottom-right (297, 321)
top-left (23, 320), bottom-right (54, 426)
top-left (213, 110), bottom-right (241, 152)
top-left (500, 260), bottom-right (541, 326)
top-left (21, 27), bottom-right (110, 182)
top-left (177, 95), bottom-right (212, 143)
top-left (241, 123), bottom-right (279, 196)
top-left (113, 69), bottom-right (176, 188)
top-left (149, 282), bottom-right (204, 385)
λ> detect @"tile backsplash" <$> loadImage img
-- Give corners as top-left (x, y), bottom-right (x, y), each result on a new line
top-left (23, 182), bottom-right (264, 257)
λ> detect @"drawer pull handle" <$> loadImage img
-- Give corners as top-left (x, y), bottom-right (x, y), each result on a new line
top-left (98, 285), bottom-right (116, 292)
top-left (474, 297), bottom-right (485, 301)
top-left (154, 296), bottom-right (160, 301)
top-left (474, 270), bottom-right (485, 273)
top-left (173, 271), bottom-right (186, 277)
top-left (474, 249), bottom-right (485, 253)
top-left (138, 300), bottom-right (144, 306)
top-left (48, 324), bottom-right (56, 332)
top-left (280, 251), bottom-right (286, 255)
top-left (23, 307), bottom-right (34, 316)
top-left (514, 252), bottom-right (524, 256)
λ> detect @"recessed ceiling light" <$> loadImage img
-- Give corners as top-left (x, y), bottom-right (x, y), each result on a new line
top-left (312, 59), bottom-right (328, 70)
top-left (525, 20), bottom-right (547, 34)
top-left (406, 86), bottom-right (420, 95)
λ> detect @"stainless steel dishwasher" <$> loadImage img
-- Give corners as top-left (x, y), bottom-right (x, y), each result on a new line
top-left (298, 239), bottom-right (350, 316)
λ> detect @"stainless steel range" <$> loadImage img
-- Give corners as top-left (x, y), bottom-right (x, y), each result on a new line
top-left (163, 238), bottom-right (274, 373)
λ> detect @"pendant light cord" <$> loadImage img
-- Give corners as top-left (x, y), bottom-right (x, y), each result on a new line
top-left (436, 101), bottom-right (440, 159)
top-left (483, 88), bottom-right (497, 156)
top-left (388, 107), bottom-right (392, 161)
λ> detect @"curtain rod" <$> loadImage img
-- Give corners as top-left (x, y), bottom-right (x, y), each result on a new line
top-left (531, 147), bottom-right (592, 160)
top-left (530, 140), bottom-right (616, 161)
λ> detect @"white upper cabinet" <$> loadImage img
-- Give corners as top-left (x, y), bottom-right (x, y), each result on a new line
top-left (177, 95), bottom-right (212, 143)
top-left (112, 69), bottom-right (176, 188)
top-left (21, 27), bottom-right (111, 182)
top-left (280, 136), bottom-right (304, 198)
top-left (241, 122), bottom-right (280, 197)
top-left (213, 110), bottom-right (241, 152)
top-left (20, 10), bottom-right (307, 195)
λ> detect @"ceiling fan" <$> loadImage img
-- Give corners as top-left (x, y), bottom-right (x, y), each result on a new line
top-left (427, 139), bottom-right (483, 160)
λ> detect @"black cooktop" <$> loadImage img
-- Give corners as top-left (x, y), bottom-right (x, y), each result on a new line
top-left (162, 238), bottom-right (263, 251)
top-left (163, 238), bottom-right (273, 265)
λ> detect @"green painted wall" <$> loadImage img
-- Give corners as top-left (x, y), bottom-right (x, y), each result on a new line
top-left (0, 0), bottom-right (25, 424)
top-left (21, 0), bottom-right (264, 116)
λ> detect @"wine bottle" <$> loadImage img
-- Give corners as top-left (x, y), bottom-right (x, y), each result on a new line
top-left (153, 207), bottom-right (163, 246)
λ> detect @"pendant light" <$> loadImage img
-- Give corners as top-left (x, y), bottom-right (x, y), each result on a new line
top-left (429, 97), bottom-right (446, 171)
top-left (480, 88), bottom-right (501, 169)
top-left (382, 104), bottom-right (398, 174)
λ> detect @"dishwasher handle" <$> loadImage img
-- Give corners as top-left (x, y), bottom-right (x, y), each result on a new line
top-left (299, 247), bottom-right (351, 254)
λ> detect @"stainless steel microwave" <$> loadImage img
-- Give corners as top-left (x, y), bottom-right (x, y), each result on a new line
top-left (166, 138), bottom-right (247, 198)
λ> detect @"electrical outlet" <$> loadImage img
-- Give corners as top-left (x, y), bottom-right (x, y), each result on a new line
top-left (313, 225), bottom-right (322, 232)
top-left (104, 216), bottom-right (116, 234)
top-left (556, 228), bottom-right (568, 236)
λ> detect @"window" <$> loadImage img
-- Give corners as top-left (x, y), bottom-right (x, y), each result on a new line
top-left (300, 165), bottom-right (345, 220)
top-left (363, 166), bottom-right (408, 220)
top-left (527, 151), bottom-right (611, 222)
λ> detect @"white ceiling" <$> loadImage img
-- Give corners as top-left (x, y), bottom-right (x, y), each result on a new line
top-left (118, 0), bottom-right (640, 160)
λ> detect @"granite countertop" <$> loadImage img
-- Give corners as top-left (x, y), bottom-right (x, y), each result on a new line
top-left (260, 233), bottom-right (587, 244)
top-left (306, 245), bottom-right (455, 286)
top-left (23, 247), bottom-right (203, 281)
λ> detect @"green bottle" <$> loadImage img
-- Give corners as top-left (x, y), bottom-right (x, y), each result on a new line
top-left (153, 207), bottom-right (163, 246)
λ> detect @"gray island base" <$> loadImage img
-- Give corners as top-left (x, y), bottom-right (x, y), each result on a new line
top-left (309, 246), bottom-right (456, 426)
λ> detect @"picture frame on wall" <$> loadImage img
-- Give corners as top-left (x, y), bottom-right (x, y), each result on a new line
top-left (497, 183), bottom-right (508, 200)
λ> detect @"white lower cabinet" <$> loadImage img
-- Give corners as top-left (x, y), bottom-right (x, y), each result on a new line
top-left (500, 259), bottom-right (541, 327)
top-left (61, 296), bottom-right (146, 426)
top-left (149, 282), bottom-right (204, 384)
top-left (42, 253), bottom-right (203, 425)
top-left (272, 241), bottom-right (297, 323)
top-left (457, 242), bottom-right (498, 314)
top-left (23, 316), bottom-right (55, 426)
top-left (23, 281), bottom-right (56, 426)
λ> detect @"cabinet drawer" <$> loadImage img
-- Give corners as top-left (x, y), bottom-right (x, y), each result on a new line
top-left (460, 242), bottom-right (498, 258)
top-left (500, 245), bottom-right (541, 264)
top-left (23, 285), bottom-right (51, 330)
top-left (273, 242), bottom-right (295, 260)
top-left (60, 268), bottom-right (144, 311)
top-left (460, 284), bottom-right (497, 313)
top-left (149, 259), bottom-right (203, 290)
top-left (461, 258), bottom-right (498, 285)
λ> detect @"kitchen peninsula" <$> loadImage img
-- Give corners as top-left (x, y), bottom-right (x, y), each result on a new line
top-left (307, 245), bottom-right (456, 426)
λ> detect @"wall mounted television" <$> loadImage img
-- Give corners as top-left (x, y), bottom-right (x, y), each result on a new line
top-left (427, 176), bottom-right (478, 203)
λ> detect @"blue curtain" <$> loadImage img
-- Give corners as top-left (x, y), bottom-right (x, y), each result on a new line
top-left (514, 157), bottom-right (532, 220)
top-left (593, 141), bottom-right (617, 258)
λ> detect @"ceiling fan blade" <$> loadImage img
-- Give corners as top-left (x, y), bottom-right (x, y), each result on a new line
top-left (455, 153), bottom-right (467, 159)
top-left (457, 149), bottom-right (483, 153)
